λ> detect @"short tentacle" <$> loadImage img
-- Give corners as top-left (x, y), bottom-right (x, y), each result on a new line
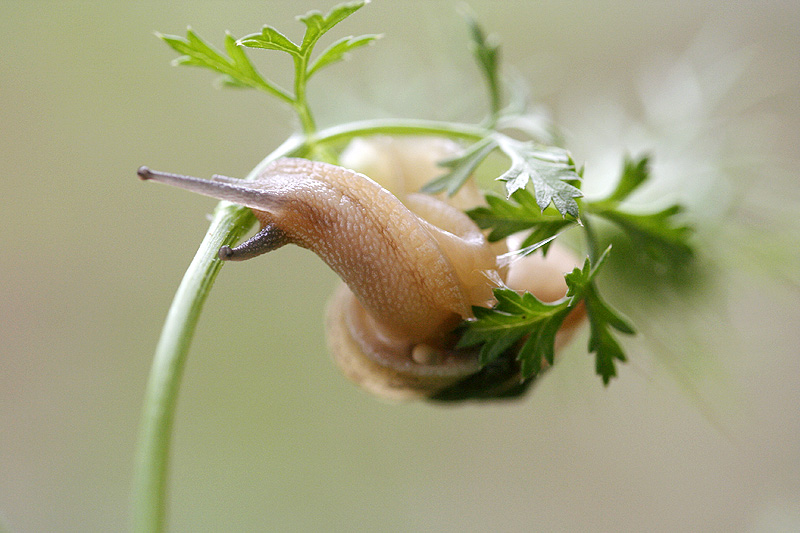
top-left (219, 223), bottom-right (289, 261)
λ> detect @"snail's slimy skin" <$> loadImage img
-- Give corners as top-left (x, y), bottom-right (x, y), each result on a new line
top-left (139, 156), bottom-right (500, 351)
top-left (139, 136), bottom-right (586, 401)
top-left (242, 158), bottom-right (501, 346)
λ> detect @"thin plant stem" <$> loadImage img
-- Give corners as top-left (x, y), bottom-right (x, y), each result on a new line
top-left (315, 118), bottom-right (489, 145)
top-left (131, 134), bottom-right (304, 532)
top-left (131, 203), bottom-right (255, 532)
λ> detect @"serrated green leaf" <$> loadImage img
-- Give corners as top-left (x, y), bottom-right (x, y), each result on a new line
top-left (421, 137), bottom-right (497, 196)
top-left (459, 5), bottom-right (502, 121)
top-left (495, 136), bottom-right (583, 218)
top-left (458, 247), bottom-right (633, 385)
top-left (307, 33), bottom-right (380, 77)
top-left (467, 188), bottom-right (577, 250)
top-left (605, 154), bottom-right (651, 204)
top-left (594, 206), bottom-right (693, 262)
top-left (158, 29), bottom-right (290, 99)
top-left (586, 154), bottom-right (694, 263)
top-left (298, 0), bottom-right (367, 51)
top-left (237, 25), bottom-right (300, 55)
top-left (458, 288), bottom-right (574, 381)
top-left (163, 0), bottom-right (374, 135)
top-left (563, 246), bottom-right (634, 384)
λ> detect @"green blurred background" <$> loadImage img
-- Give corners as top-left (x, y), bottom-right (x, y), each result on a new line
top-left (2, 1), bottom-right (799, 531)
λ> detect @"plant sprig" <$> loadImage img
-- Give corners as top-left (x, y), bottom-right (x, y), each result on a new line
top-left (494, 135), bottom-right (583, 217)
top-left (432, 20), bottom-right (690, 385)
top-left (586, 155), bottom-right (694, 262)
top-left (459, 154), bottom-right (693, 385)
top-left (457, 288), bottom-right (572, 380)
top-left (422, 131), bottom-right (583, 217)
top-left (158, 0), bottom-right (378, 134)
top-left (460, 5), bottom-right (502, 126)
top-left (564, 248), bottom-right (636, 383)
top-left (421, 9), bottom-right (583, 217)
top-left (466, 188), bottom-right (577, 254)
top-left (459, 246), bottom-right (633, 383)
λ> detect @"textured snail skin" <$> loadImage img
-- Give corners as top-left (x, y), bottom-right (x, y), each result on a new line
top-left (336, 137), bottom-right (585, 399)
top-left (139, 156), bottom-right (501, 399)
top-left (241, 158), bottom-right (500, 346)
top-left (139, 137), bottom-right (585, 401)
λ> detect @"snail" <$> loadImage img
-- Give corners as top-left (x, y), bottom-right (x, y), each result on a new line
top-left (139, 137), bottom-right (585, 401)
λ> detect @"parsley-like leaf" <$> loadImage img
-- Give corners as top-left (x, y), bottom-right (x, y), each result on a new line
top-left (160, 1), bottom-right (375, 136)
top-left (460, 6), bottom-right (502, 123)
top-left (496, 135), bottom-right (583, 218)
top-left (158, 30), bottom-right (290, 100)
top-left (459, 246), bottom-right (633, 385)
top-left (604, 154), bottom-right (651, 204)
top-left (457, 289), bottom-right (572, 380)
top-left (466, 189), bottom-right (577, 253)
top-left (564, 247), bottom-right (635, 384)
top-left (307, 34), bottom-right (381, 77)
top-left (588, 155), bottom-right (694, 262)
top-left (594, 206), bottom-right (694, 261)
top-left (422, 133), bottom-right (583, 217)
top-left (238, 0), bottom-right (376, 81)
top-left (421, 137), bottom-right (497, 196)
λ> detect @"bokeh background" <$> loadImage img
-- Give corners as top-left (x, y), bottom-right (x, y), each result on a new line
top-left (2, 1), bottom-right (799, 531)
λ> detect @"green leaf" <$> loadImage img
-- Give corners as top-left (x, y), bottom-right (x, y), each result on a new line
top-left (467, 188), bottom-right (577, 252)
top-left (236, 25), bottom-right (301, 56)
top-left (421, 137), bottom-right (497, 196)
top-left (158, 29), bottom-right (291, 101)
top-left (495, 135), bottom-right (583, 218)
top-left (233, 1), bottom-right (372, 134)
top-left (459, 5), bottom-right (502, 121)
top-left (564, 247), bottom-right (635, 384)
top-left (595, 206), bottom-right (693, 262)
top-left (604, 154), bottom-right (651, 204)
top-left (297, 1), bottom-right (368, 52)
top-left (458, 289), bottom-right (573, 380)
top-left (307, 33), bottom-right (381, 77)
top-left (221, 33), bottom-right (267, 88)
top-left (587, 154), bottom-right (694, 263)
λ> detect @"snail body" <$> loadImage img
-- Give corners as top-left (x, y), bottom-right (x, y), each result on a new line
top-left (140, 137), bottom-right (584, 400)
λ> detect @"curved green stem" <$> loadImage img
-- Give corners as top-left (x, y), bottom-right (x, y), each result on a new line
top-left (131, 119), bottom-right (490, 532)
top-left (131, 203), bottom-right (254, 532)
top-left (131, 136), bottom-right (304, 532)
top-left (315, 118), bottom-right (489, 145)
